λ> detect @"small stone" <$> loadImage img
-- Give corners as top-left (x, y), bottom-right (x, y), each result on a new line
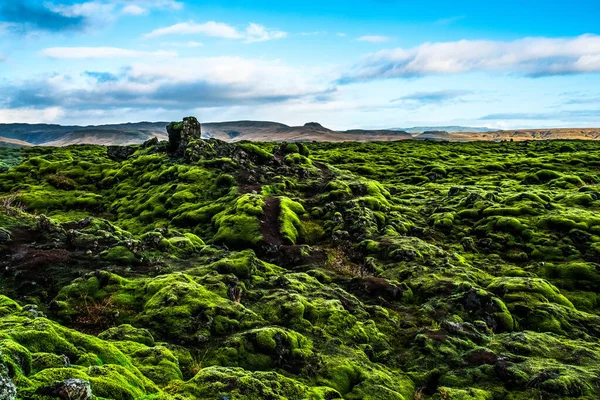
top-left (0, 376), bottom-right (16, 400)
top-left (49, 379), bottom-right (92, 400)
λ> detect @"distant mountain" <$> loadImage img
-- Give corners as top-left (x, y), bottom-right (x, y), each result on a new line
top-left (391, 126), bottom-right (494, 134)
top-left (413, 131), bottom-right (451, 141)
top-left (0, 121), bottom-right (412, 146)
top-left (2, 121), bottom-right (600, 147)
top-left (0, 122), bottom-right (168, 146)
top-left (203, 121), bottom-right (412, 142)
top-left (0, 135), bottom-right (33, 148)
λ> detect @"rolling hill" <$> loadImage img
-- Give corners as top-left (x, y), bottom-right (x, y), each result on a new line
top-left (2, 121), bottom-right (600, 147)
top-left (0, 121), bottom-right (412, 146)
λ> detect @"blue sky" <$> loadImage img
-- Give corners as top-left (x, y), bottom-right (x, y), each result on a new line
top-left (1, 0), bottom-right (600, 129)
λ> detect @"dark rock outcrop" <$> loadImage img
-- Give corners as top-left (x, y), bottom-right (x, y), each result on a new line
top-left (167, 117), bottom-right (202, 156)
top-left (107, 146), bottom-right (136, 162)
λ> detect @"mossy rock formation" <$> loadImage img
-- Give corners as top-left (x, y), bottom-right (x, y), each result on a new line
top-left (3, 127), bottom-right (600, 398)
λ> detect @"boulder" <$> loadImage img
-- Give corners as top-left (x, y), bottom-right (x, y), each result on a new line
top-left (107, 146), bottom-right (135, 162)
top-left (46, 379), bottom-right (92, 400)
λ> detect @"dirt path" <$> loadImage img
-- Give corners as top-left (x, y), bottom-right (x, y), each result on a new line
top-left (260, 197), bottom-right (284, 245)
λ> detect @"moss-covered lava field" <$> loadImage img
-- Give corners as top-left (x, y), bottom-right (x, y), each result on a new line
top-left (2, 118), bottom-right (600, 399)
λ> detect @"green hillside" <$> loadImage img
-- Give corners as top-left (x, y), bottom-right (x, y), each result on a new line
top-left (1, 117), bottom-right (600, 399)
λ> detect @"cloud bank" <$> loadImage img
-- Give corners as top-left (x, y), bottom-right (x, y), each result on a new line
top-left (391, 90), bottom-right (473, 106)
top-left (144, 21), bottom-right (287, 43)
top-left (479, 110), bottom-right (600, 120)
top-left (0, 57), bottom-right (333, 114)
top-left (341, 34), bottom-right (600, 82)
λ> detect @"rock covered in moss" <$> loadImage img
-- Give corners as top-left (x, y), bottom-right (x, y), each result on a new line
top-left (107, 146), bottom-right (136, 162)
top-left (165, 366), bottom-right (333, 400)
top-left (167, 117), bottom-right (201, 156)
top-left (98, 325), bottom-right (155, 347)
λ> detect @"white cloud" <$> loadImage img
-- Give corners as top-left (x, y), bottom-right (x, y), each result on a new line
top-left (125, 57), bottom-right (325, 98)
top-left (160, 41), bottom-right (203, 48)
top-left (41, 47), bottom-right (178, 59)
top-left (138, 0), bottom-right (183, 10)
top-left (244, 22), bottom-right (287, 43)
top-left (300, 31), bottom-right (327, 36)
top-left (343, 34), bottom-right (600, 81)
top-left (122, 4), bottom-right (148, 15)
top-left (357, 35), bottom-right (391, 43)
top-left (2, 57), bottom-right (334, 113)
top-left (144, 21), bottom-right (287, 43)
top-left (0, 107), bottom-right (65, 123)
top-left (337, 32), bottom-right (347, 37)
top-left (145, 21), bottom-right (242, 39)
top-left (47, 1), bottom-right (183, 27)
top-left (49, 1), bottom-right (116, 18)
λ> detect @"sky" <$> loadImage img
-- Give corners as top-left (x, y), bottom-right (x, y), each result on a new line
top-left (1, 0), bottom-right (600, 129)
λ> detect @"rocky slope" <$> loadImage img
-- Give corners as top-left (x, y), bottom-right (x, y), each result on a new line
top-left (1, 117), bottom-right (600, 399)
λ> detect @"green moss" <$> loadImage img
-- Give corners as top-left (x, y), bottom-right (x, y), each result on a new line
top-left (207, 249), bottom-right (270, 279)
top-left (212, 194), bottom-right (264, 248)
top-left (279, 197), bottom-right (306, 244)
top-left (437, 387), bottom-right (493, 399)
top-left (208, 327), bottom-right (314, 372)
top-left (138, 273), bottom-right (258, 344)
top-left (239, 143), bottom-right (274, 163)
top-left (285, 153), bottom-right (313, 165)
top-left (102, 245), bottom-right (138, 264)
top-left (166, 366), bottom-right (329, 400)
top-left (98, 325), bottom-right (155, 347)
top-left (8, 139), bottom-right (600, 400)
top-left (31, 352), bottom-right (69, 372)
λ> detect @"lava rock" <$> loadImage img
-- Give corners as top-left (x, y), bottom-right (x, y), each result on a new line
top-left (0, 376), bottom-right (16, 400)
top-left (46, 379), bottom-right (92, 400)
top-left (107, 146), bottom-right (136, 162)
top-left (142, 137), bottom-right (159, 149)
top-left (167, 116), bottom-right (202, 156)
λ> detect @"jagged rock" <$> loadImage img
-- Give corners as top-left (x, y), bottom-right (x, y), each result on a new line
top-left (107, 146), bottom-right (135, 162)
top-left (0, 376), bottom-right (16, 400)
top-left (46, 379), bottom-right (92, 400)
top-left (167, 117), bottom-right (202, 156)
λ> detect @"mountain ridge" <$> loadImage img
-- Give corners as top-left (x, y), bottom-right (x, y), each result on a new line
top-left (2, 121), bottom-right (600, 147)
